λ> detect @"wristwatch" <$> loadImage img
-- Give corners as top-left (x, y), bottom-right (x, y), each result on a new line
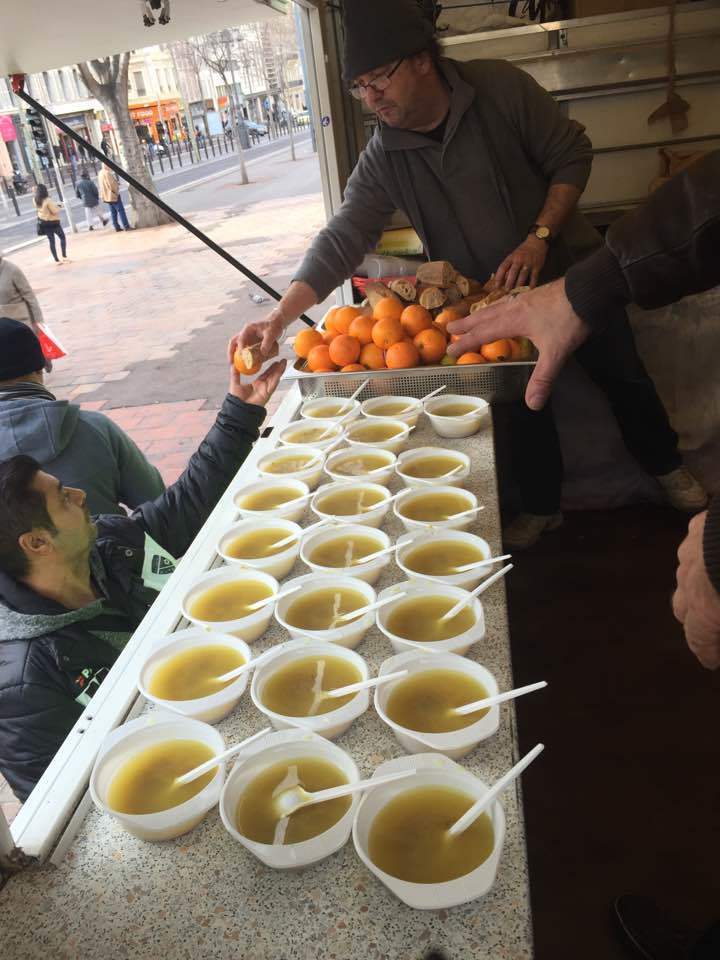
top-left (530, 223), bottom-right (552, 242)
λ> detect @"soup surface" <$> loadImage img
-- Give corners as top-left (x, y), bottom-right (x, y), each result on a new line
top-left (349, 422), bottom-right (402, 443)
top-left (285, 586), bottom-right (368, 630)
top-left (332, 453), bottom-right (389, 476)
top-left (263, 454), bottom-right (316, 474)
top-left (368, 785), bottom-right (494, 883)
top-left (148, 644), bottom-right (246, 701)
top-left (402, 455), bottom-right (463, 479)
top-left (236, 756), bottom-right (350, 844)
top-left (403, 540), bottom-right (486, 576)
top-left (225, 527), bottom-right (296, 559)
top-left (107, 739), bottom-right (216, 814)
top-left (385, 669), bottom-right (489, 732)
top-left (316, 487), bottom-right (385, 516)
top-left (368, 400), bottom-right (413, 417)
top-left (399, 492), bottom-right (471, 523)
top-left (239, 487), bottom-right (302, 511)
top-left (386, 595), bottom-right (476, 643)
top-left (285, 425), bottom-right (338, 444)
top-left (305, 402), bottom-right (348, 418)
top-left (189, 579), bottom-right (273, 622)
top-left (261, 655), bottom-right (362, 716)
top-left (309, 534), bottom-right (383, 568)
top-left (433, 402), bottom-right (480, 417)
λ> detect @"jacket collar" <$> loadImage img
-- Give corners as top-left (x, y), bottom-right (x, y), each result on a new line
top-left (0, 381), bottom-right (56, 403)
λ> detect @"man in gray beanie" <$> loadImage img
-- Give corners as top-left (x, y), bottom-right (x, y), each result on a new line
top-left (237, 0), bottom-right (705, 548)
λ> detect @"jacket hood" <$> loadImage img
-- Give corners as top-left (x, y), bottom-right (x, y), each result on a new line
top-left (0, 392), bottom-right (80, 461)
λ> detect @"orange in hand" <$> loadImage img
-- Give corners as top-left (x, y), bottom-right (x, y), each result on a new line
top-left (414, 327), bottom-right (447, 365)
top-left (233, 345), bottom-right (262, 376)
top-left (372, 317), bottom-right (404, 350)
top-left (307, 344), bottom-right (337, 372)
top-left (400, 304), bottom-right (433, 338)
top-left (373, 297), bottom-right (404, 322)
top-left (360, 342), bottom-right (386, 370)
top-left (329, 334), bottom-right (361, 368)
top-left (294, 328), bottom-right (324, 359)
top-left (348, 313), bottom-right (375, 345)
top-left (386, 339), bottom-right (420, 369)
top-left (481, 339), bottom-right (514, 362)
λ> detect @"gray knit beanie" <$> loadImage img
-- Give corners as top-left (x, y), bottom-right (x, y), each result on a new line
top-left (342, 0), bottom-right (435, 83)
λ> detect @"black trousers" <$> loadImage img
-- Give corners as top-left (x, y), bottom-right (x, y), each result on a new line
top-left (44, 222), bottom-right (67, 261)
top-left (511, 309), bottom-right (681, 516)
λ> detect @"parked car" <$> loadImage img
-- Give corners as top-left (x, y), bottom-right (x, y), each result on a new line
top-left (244, 120), bottom-right (268, 143)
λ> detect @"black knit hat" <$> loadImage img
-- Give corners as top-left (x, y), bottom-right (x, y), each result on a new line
top-left (342, 0), bottom-right (435, 83)
top-left (0, 317), bottom-right (45, 380)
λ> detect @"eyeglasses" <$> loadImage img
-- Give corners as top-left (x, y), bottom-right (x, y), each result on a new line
top-left (349, 59), bottom-right (405, 100)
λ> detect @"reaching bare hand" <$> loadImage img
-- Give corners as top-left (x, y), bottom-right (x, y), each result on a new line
top-left (229, 358), bottom-right (287, 408)
top-left (673, 511), bottom-right (720, 670)
top-left (446, 278), bottom-right (591, 410)
top-left (494, 236), bottom-right (548, 291)
top-left (232, 306), bottom-right (287, 359)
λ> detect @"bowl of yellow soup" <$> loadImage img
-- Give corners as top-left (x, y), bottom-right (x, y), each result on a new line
top-left (375, 580), bottom-right (485, 656)
top-left (219, 728), bottom-right (360, 869)
top-left (396, 529), bottom-right (492, 591)
top-left (181, 567), bottom-right (280, 642)
top-left (360, 395), bottom-right (423, 427)
top-left (301, 524), bottom-right (392, 585)
top-left (374, 650), bottom-right (500, 758)
top-left (251, 639), bottom-right (370, 739)
top-left (352, 752), bottom-right (505, 909)
top-left (217, 518), bottom-right (302, 580)
top-left (311, 480), bottom-right (393, 529)
top-left (393, 485), bottom-right (479, 534)
top-left (344, 418), bottom-right (411, 454)
top-left (424, 394), bottom-right (489, 439)
top-left (395, 446), bottom-right (470, 490)
top-left (324, 445), bottom-right (396, 486)
top-left (233, 477), bottom-right (310, 524)
top-left (138, 628), bottom-right (252, 724)
top-left (256, 445), bottom-right (326, 490)
top-left (300, 397), bottom-right (361, 424)
top-left (90, 714), bottom-right (226, 841)
top-left (275, 572), bottom-right (377, 648)
top-left (278, 419), bottom-right (345, 451)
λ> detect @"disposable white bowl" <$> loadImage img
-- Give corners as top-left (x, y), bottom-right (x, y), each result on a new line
top-left (396, 529), bottom-right (493, 591)
top-left (393, 485), bottom-right (479, 534)
top-left (300, 397), bottom-right (361, 424)
top-left (311, 480), bottom-right (393, 529)
top-left (375, 579), bottom-right (485, 656)
top-left (278, 419), bottom-right (345, 450)
top-left (181, 566), bottom-right (280, 642)
top-left (360, 395), bottom-right (423, 427)
top-left (219, 729), bottom-right (360, 869)
top-left (352, 752), bottom-right (505, 909)
top-left (256, 445), bottom-right (326, 491)
top-left (275, 572), bottom-right (376, 649)
top-left (374, 650), bottom-right (499, 759)
top-left (424, 394), bottom-right (489, 439)
top-left (90, 714), bottom-right (226, 841)
top-left (325, 446), bottom-right (397, 486)
top-left (251, 639), bottom-right (370, 739)
top-left (216, 518), bottom-right (302, 580)
top-left (138, 628), bottom-right (252, 725)
top-left (300, 524), bottom-right (392, 585)
top-left (233, 477), bottom-right (310, 523)
top-left (395, 446), bottom-right (470, 490)
top-left (344, 418), bottom-right (411, 454)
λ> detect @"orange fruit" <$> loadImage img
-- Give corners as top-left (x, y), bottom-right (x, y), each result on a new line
top-left (481, 339), bottom-right (514, 363)
top-left (373, 297), bottom-right (404, 322)
top-left (233, 346), bottom-right (262, 376)
top-left (457, 352), bottom-right (487, 365)
top-left (413, 327), bottom-right (447, 365)
top-left (323, 306), bottom-right (340, 332)
top-left (348, 313), bottom-right (375, 345)
top-left (341, 363), bottom-right (367, 372)
top-left (329, 334), bottom-right (361, 368)
top-left (372, 317), bottom-right (404, 350)
top-left (331, 305), bottom-right (364, 335)
top-left (386, 339), bottom-right (420, 369)
top-left (294, 328), bottom-right (324, 359)
top-left (307, 344), bottom-right (337, 372)
top-left (360, 343), bottom-right (386, 370)
top-left (321, 329), bottom-right (337, 345)
top-left (434, 307), bottom-right (463, 332)
top-left (400, 304), bottom-right (433, 337)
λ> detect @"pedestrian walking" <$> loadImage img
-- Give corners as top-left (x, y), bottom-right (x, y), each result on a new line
top-left (33, 184), bottom-right (68, 265)
top-left (99, 164), bottom-right (131, 232)
top-left (75, 168), bottom-right (108, 231)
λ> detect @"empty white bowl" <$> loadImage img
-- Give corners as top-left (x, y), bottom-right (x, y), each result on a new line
top-left (395, 446), bottom-right (470, 489)
top-left (275, 572), bottom-right (376, 649)
top-left (424, 394), bottom-right (489, 439)
top-left (300, 397), bottom-right (361, 424)
top-left (325, 446), bottom-right (397, 486)
top-left (396, 529), bottom-right (492, 591)
top-left (393, 485), bottom-right (479, 534)
top-left (360, 395), bottom-right (423, 427)
top-left (251, 639), bottom-right (370, 739)
top-left (138, 628), bottom-right (252, 725)
top-left (90, 714), bottom-right (226, 841)
top-left (352, 752), bottom-right (505, 909)
top-left (181, 566), bottom-right (280, 642)
top-left (311, 480), bottom-right (393, 529)
top-left (278, 419), bottom-right (345, 450)
top-left (233, 477), bottom-right (310, 523)
top-left (374, 650), bottom-right (500, 759)
top-left (220, 729), bottom-right (360, 869)
top-left (375, 580), bottom-right (485, 656)
top-left (256, 445), bottom-right (326, 490)
top-left (301, 524), bottom-right (392, 585)
top-left (216, 518), bottom-right (302, 580)
top-left (344, 418), bottom-right (411, 454)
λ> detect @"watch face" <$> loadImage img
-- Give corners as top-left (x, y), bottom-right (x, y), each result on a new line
top-left (535, 225), bottom-right (551, 240)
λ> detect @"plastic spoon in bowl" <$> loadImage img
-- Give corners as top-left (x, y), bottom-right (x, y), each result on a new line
top-left (332, 591), bottom-right (408, 625)
top-left (270, 518), bottom-right (332, 552)
top-left (439, 564), bottom-right (513, 622)
top-left (447, 743), bottom-right (544, 838)
top-left (175, 726), bottom-right (274, 786)
top-left (451, 552), bottom-right (512, 574)
top-left (450, 680), bottom-right (548, 716)
top-left (352, 542), bottom-right (398, 564)
top-left (214, 646), bottom-right (281, 684)
top-left (420, 385), bottom-right (447, 403)
top-left (409, 463), bottom-right (465, 484)
top-left (245, 583), bottom-right (302, 612)
top-left (321, 669), bottom-right (408, 701)
top-left (272, 767), bottom-right (417, 820)
top-left (363, 489), bottom-right (407, 513)
top-left (447, 504), bottom-right (485, 521)
top-left (348, 378), bottom-right (370, 402)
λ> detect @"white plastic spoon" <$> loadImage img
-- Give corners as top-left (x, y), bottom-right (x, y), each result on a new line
top-left (175, 726), bottom-right (273, 786)
top-left (407, 463), bottom-right (465, 484)
top-left (273, 768), bottom-right (416, 820)
top-left (245, 583), bottom-right (302, 612)
top-left (214, 646), bottom-right (281, 684)
top-left (420, 385), bottom-right (447, 403)
top-left (348, 378), bottom-right (370, 401)
top-left (439, 563), bottom-right (513, 622)
top-left (332, 591), bottom-right (408, 625)
top-left (364, 489), bottom-right (407, 513)
top-left (351, 542), bottom-right (397, 564)
top-left (447, 743), bottom-right (544, 838)
top-left (321, 669), bottom-right (408, 701)
top-left (447, 504), bottom-right (486, 521)
top-left (451, 552), bottom-right (512, 574)
top-left (450, 680), bottom-right (547, 716)
top-left (271, 517), bottom-right (333, 552)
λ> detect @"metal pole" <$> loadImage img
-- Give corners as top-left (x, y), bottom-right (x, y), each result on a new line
top-left (281, 62), bottom-right (296, 162)
top-left (222, 30), bottom-right (249, 185)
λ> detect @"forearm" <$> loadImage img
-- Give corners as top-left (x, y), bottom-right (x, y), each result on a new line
top-left (272, 280), bottom-right (319, 329)
top-left (534, 183), bottom-right (582, 236)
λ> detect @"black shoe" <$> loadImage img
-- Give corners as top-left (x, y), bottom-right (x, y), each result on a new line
top-left (89, 226), bottom-right (94, 231)
top-left (102, 217), bottom-right (108, 226)
top-left (115, 227), bottom-right (122, 232)
top-left (614, 896), bottom-right (698, 960)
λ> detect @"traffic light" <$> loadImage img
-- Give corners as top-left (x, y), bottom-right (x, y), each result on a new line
top-left (26, 107), bottom-right (50, 161)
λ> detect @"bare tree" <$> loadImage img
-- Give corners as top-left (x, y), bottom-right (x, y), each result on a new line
top-left (77, 54), bottom-right (171, 228)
